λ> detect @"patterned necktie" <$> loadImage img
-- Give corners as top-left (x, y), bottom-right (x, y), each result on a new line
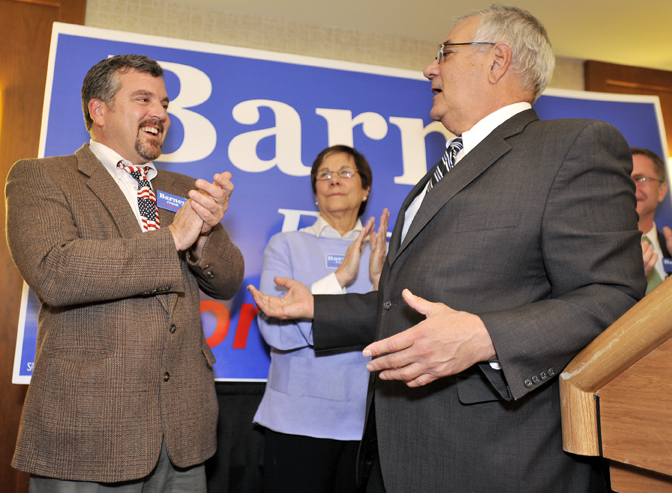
top-left (641, 234), bottom-right (663, 295)
top-left (427, 137), bottom-right (464, 192)
top-left (117, 161), bottom-right (160, 231)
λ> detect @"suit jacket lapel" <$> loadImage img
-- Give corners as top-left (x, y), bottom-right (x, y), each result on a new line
top-left (389, 109), bottom-right (539, 266)
top-left (387, 172), bottom-right (432, 261)
top-left (76, 144), bottom-right (142, 238)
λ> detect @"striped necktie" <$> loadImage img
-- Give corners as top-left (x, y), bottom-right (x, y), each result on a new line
top-left (117, 161), bottom-right (160, 231)
top-left (427, 137), bottom-right (463, 192)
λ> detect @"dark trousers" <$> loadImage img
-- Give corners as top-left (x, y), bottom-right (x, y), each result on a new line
top-left (205, 382), bottom-right (266, 493)
top-left (263, 428), bottom-right (364, 493)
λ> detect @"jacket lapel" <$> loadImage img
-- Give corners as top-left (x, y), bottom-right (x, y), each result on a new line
top-left (389, 109), bottom-right (539, 266)
top-left (387, 172), bottom-right (432, 261)
top-left (76, 144), bottom-right (143, 238)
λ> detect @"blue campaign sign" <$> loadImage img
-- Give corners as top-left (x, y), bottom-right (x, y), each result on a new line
top-left (12, 23), bottom-right (669, 383)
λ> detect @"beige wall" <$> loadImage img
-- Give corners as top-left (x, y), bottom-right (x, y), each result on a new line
top-left (85, 0), bottom-right (584, 90)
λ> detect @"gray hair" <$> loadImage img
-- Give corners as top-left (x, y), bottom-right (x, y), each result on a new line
top-left (81, 54), bottom-right (164, 131)
top-left (455, 4), bottom-right (555, 102)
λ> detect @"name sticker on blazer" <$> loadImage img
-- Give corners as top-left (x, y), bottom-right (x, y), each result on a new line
top-left (326, 254), bottom-right (344, 269)
top-left (663, 258), bottom-right (672, 274)
top-left (157, 190), bottom-right (186, 212)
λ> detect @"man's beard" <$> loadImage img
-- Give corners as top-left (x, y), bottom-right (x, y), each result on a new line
top-left (135, 120), bottom-right (165, 161)
top-left (135, 136), bottom-right (163, 161)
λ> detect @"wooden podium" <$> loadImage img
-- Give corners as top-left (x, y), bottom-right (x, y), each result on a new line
top-left (560, 277), bottom-right (672, 492)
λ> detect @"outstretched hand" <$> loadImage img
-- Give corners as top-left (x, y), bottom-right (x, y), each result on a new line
top-left (248, 277), bottom-right (315, 320)
top-left (363, 289), bottom-right (496, 387)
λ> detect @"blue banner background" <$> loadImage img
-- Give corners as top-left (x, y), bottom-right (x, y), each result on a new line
top-left (12, 23), bottom-right (669, 382)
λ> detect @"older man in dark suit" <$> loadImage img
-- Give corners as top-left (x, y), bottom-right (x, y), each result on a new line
top-left (249, 5), bottom-right (645, 493)
top-left (5, 55), bottom-right (244, 492)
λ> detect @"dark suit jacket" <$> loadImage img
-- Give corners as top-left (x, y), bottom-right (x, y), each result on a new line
top-left (313, 110), bottom-right (646, 493)
top-left (5, 144), bottom-right (244, 482)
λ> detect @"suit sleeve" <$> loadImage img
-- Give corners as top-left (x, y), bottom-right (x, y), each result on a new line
top-left (185, 224), bottom-right (244, 300)
top-left (313, 291), bottom-right (379, 353)
top-left (479, 121), bottom-right (646, 400)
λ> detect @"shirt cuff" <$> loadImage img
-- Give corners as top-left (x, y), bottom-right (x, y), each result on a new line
top-left (311, 273), bottom-right (347, 295)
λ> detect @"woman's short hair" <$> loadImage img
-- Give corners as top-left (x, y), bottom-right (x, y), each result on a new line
top-left (310, 145), bottom-right (373, 217)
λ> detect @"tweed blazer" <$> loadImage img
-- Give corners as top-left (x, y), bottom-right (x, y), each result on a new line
top-left (5, 144), bottom-right (244, 482)
top-left (313, 110), bottom-right (646, 493)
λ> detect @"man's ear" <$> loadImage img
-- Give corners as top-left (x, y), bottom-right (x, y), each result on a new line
top-left (488, 42), bottom-right (513, 84)
top-left (88, 98), bottom-right (105, 128)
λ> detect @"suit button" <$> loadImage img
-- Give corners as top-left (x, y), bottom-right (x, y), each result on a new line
top-left (547, 368), bottom-right (555, 376)
top-left (383, 301), bottom-right (392, 309)
top-left (524, 379), bottom-right (533, 388)
top-left (532, 375), bottom-right (540, 384)
top-left (163, 372), bottom-right (170, 382)
top-left (170, 324), bottom-right (177, 334)
top-left (540, 371), bottom-right (548, 380)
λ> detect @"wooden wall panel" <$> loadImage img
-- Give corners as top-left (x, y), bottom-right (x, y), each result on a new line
top-left (0, 1), bottom-right (85, 491)
top-left (585, 60), bottom-right (672, 159)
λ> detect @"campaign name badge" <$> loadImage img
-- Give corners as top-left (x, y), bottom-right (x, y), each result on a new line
top-left (157, 190), bottom-right (186, 212)
top-left (326, 254), bottom-right (344, 269)
top-left (663, 258), bottom-right (672, 274)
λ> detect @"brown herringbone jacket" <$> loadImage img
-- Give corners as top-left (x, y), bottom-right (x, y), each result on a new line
top-left (5, 144), bottom-right (244, 482)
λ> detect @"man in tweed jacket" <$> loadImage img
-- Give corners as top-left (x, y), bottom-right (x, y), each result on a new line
top-left (5, 55), bottom-right (244, 491)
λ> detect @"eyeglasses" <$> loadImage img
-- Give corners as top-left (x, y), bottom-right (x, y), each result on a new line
top-left (314, 168), bottom-right (359, 181)
top-left (436, 42), bottom-right (496, 63)
top-left (633, 175), bottom-right (664, 185)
